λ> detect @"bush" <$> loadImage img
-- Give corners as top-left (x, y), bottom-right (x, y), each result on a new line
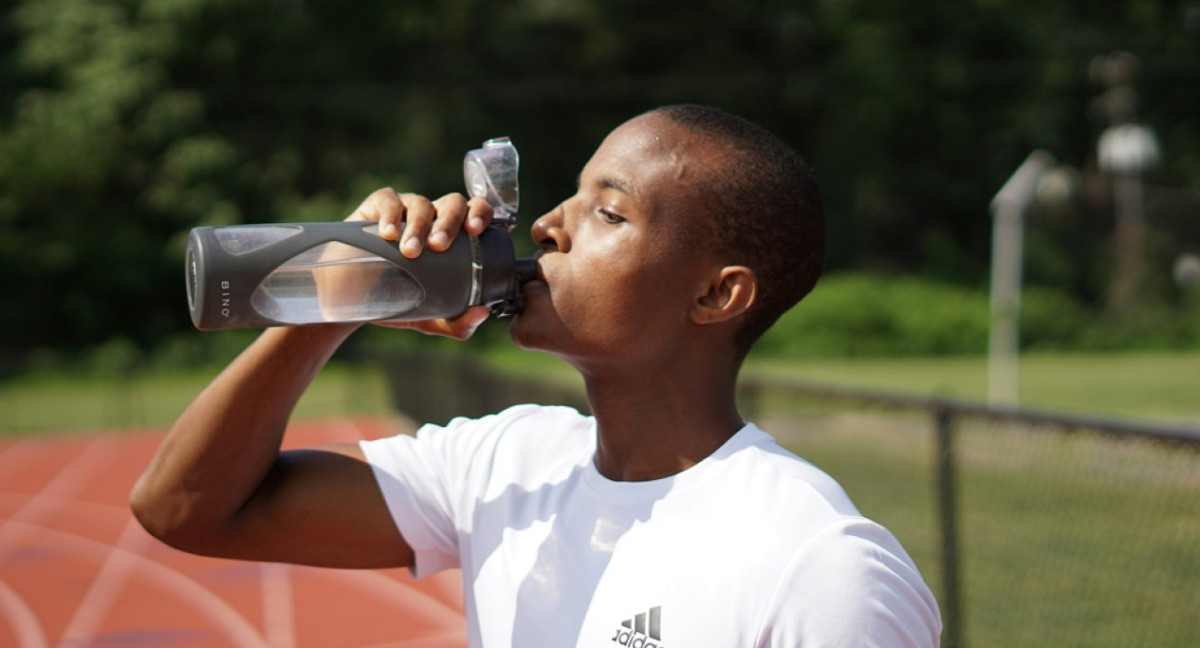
top-left (1014, 286), bottom-right (1091, 351)
top-left (755, 274), bottom-right (990, 358)
top-left (753, 273), bottom-right (1101, 358)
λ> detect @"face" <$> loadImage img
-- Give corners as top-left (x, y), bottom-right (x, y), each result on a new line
top-left (510, 113), bottom-right (723, 371)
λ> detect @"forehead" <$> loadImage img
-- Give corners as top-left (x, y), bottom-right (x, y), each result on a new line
top-left (581, 113), bottom-right (723, 208)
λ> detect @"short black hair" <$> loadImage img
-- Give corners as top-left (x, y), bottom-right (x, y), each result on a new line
top-left (650, 104), bottom-right (826, 355)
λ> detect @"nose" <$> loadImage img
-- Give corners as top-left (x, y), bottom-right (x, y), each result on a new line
top-left (530, 205), bottom-right (571, 253)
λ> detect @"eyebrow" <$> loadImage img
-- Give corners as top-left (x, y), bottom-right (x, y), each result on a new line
top-left (576, 172), bottom-right (636, 198)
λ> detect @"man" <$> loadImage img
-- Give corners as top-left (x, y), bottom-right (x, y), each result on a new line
top-left (132, 105), bottom-right (941, 647)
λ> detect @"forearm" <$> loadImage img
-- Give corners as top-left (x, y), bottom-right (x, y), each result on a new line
top-left (130, 324), bottom-right (358, 548)
top-left (131, 189), bottom-right (493, 563)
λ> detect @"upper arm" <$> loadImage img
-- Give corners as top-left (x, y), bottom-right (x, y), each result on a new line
top-left (203, 442), bottom-right (416, 569)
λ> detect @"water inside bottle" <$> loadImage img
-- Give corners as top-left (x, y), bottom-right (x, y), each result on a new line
top-left (250, 241), bottom-right (426, 324)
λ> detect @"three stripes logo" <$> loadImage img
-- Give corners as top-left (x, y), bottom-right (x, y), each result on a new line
top-left (610, 606), bottom-right (666, 647)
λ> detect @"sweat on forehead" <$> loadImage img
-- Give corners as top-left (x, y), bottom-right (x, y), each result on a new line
top-left (612, 114), bottom-right (737, 193)
top-left (624, 111), bottom-right (731, 153)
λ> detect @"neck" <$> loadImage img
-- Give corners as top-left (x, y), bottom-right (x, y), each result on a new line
top-left (578, 354), bottom-right (745, 482)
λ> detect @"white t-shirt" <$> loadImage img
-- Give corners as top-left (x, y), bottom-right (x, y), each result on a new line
top-left (361, 404), bottom-right (941, 648)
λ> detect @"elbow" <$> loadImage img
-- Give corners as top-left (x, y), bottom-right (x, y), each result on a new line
top-left (128, 476), bottom-right (217, 554)
top-left (128, 477), bottom-right (181, 546)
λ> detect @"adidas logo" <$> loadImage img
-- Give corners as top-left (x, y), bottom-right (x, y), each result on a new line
top-left (610, 606), bottom-right (666, 647)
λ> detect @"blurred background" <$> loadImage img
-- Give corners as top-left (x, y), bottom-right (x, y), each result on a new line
top-left (1, 0), bottom-right (1198, 378)
top-left (0, 1), bottom-right (1198, 646)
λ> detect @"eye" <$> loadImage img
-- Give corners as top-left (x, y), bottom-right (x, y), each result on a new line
top-left (599, 208), bottom-right (625, 225)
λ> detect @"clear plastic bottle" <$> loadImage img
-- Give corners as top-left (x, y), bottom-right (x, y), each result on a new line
top-left (185, 138), bottom-right (535, 330)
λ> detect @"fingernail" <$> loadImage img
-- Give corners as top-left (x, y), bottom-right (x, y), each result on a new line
top-left (430, 231), bottom-right (449, 248)
top-left (469, 217), bottom-right (485, 231)
top-left (382, 223), bottom-right (397, 238)
top-left (401, 238), bottom-right (421, 255)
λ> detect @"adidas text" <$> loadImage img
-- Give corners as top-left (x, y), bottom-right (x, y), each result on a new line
top-left (610, 628), bottom-right (664, 648)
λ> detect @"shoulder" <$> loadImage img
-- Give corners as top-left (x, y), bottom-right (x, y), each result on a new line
top-left (426, 403), bottom-right (593, 455)
top-left (725, 424), bottom-right (862, 520)
top-left (368, 403), bottom-right (590, 446)
top-left (757, 518), bottom-right (942, 647)
top-left (361, 404), bottom-right (594, 483)
top-left (729, 426), bottom-right (941, 646)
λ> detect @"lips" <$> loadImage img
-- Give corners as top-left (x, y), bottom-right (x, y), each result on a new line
top-left (525, 250), bottom-right (548, 286)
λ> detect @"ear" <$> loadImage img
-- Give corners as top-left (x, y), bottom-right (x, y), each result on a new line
top-left (690, 265), bottom-right (757, 325)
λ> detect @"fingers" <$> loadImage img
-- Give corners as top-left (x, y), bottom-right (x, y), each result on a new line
top-left (395, 194), bottom-right (437, 258)
top-left (373, 306), bottom-right (491, 341)
top-left (346, 188), bottom-right (403, 240)
top-left (348, 191), bottom-right (435, 258)
top-left (346, 190), bottom-right (497, 260)
top-left (414, 195), bottom-right (495, 256)
top-left (422, 194), bottom-right (470, 255)
top-left (463, 196), bottom-right (495, 236)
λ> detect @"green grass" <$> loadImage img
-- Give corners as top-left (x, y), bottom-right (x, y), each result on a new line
top-left (762, 410), bottom-right (1200, 648)
top-left (745, 350), bottom-right (1200, 423)
top-left (0, 363), bottom-right (394, 434)
top-left (480, 347), bottom-right (1200, 422)
top-left (6, 349), bottom-right (1196, 433)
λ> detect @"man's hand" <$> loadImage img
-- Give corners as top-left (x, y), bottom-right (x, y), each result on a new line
top-left (349, 188), bottom-right (495, 340)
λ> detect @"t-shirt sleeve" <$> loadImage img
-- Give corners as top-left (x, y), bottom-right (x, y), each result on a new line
top-left (358, 405), bottom-right (542, 578)
top-left (757, 518), bottom-right (942, 648)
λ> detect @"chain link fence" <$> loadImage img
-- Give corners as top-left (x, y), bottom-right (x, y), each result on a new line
top-left (739, 377), bottom-right (1200, 648)
top-left (12, 343), bottom-right (1193, 647)
top-left (381, 351), bottom-right (1200, 647)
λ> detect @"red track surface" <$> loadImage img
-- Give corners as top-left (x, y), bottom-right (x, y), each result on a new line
top-left (0, 418), bottom-right (467, 648)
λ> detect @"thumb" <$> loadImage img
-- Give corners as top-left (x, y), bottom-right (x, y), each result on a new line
top-left (445, 306), bottom-right (491, 340)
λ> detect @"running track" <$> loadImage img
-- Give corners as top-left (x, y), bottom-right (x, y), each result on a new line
top-left (0, 418), bottom-right (468, 648)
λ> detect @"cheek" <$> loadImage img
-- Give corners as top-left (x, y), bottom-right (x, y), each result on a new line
top-left (514, 231), bottom-right (698, 353)
top-left (567, 262), bottom-right (691, 345)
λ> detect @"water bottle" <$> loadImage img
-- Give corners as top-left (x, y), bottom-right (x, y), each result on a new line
top-left (185, 137), bottom-right (536, 330)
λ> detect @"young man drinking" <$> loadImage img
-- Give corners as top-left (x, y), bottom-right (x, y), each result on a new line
top-left (132, 104), bottom-right (941, 647)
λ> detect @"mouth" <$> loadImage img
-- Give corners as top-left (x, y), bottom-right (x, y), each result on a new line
top-left (520, 262), bottom-right (548, 303)
top-left (523, 250), bottom-right (547, 285)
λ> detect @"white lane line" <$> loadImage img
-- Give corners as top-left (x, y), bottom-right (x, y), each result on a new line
top-left (54, 518), bottom-right (145, 648)
top-left (0, 577), bottom-right (49, 648)
top-left (3, 518), bottom-right (269, 648)
top-left (0, 438), bottom-right (108, 648)
top-left (299, 567), bottom-right (464, 627)
top-left (0, 491), bottom-right (129, 648)
top-left (0, 493), bottom-right (123, 519)
top-left (0, 438), bottom-right (108, 550)
top-left (260, 562), bottom-right (295, 648)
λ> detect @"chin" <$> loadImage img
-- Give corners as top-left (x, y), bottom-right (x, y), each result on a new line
top-left (509, 282), bottom-right (552, 348)
top-left (509, 313), bottom-right (585, 371)
top-left (508, 312), bottom-right (548, 352)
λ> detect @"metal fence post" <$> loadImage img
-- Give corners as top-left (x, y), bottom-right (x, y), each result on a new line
top-left (936, 405), bottom-right (964, 648)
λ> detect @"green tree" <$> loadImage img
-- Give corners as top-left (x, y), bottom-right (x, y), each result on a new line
top-left (1, 0), bottom-right (1197, 369)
